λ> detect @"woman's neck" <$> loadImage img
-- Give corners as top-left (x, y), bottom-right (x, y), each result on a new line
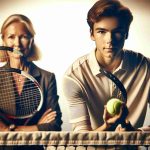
top-left (9, 58), bottom-right (28, 71)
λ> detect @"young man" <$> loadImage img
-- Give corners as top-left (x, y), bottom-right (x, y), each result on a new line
top-left (62, 0), bottom-right (150, 131)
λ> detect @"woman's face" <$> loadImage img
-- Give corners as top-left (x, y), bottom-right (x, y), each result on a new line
top-left (2, 22), bottom-right (33, 60)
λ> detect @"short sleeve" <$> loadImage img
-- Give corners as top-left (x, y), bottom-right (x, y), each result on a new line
top-left (62, 76), bottom-right (92, 131)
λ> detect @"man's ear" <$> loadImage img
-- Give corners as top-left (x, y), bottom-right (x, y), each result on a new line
top-left (90, 29), bottom-right (95, 41)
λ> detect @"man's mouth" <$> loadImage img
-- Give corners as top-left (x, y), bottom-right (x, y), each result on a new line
top-left (104, 47), bottom-right (117, 51)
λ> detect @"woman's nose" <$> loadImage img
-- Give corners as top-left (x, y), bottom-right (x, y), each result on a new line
top-left (14, 37), bottom-right (20, 47)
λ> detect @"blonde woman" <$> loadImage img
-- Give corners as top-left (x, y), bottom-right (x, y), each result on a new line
top-left (0, 14), bottom-right (62, 132)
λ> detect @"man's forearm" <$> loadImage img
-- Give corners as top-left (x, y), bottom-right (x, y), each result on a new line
top-left (95, 123), bottom-right (111, 131)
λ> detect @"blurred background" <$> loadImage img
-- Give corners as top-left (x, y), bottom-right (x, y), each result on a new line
top-left (0, 0), bottom-right (150, 131)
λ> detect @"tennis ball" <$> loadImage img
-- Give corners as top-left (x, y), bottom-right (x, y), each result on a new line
top-left (106, 98), bottom-right (123, 116)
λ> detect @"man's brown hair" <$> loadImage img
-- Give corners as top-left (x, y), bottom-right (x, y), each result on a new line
top-left (87, 0), bottom-right (133, 37)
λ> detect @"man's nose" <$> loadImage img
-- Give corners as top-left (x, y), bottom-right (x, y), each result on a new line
top-left (105, 32), bottom-right (113, 44)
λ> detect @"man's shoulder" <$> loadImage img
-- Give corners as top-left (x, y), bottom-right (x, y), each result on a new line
top-left (65, 53), bottom-right (90, 75)
top-left (124, 50), bottom-right (150, 71)
top-left (124, 50), bottom-right (149, 62)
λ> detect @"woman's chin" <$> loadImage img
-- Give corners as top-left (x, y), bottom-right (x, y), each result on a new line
top-left (11, 54), bottom-right (22, 59)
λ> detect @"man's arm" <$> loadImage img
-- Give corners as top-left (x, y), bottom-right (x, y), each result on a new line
top-left (62, 76), bottom-right (92, 131)
top-left (62, 76), bottom-right (126, 131)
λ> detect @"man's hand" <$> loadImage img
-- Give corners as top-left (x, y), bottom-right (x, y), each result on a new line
top-left (103, 103), bottom-right (128, 131)
top-left (38, 108), bottom-right (57, 124)
top-left (115, 119), bottom-right (141, 131)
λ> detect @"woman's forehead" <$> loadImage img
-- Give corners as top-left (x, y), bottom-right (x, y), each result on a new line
top-left (4, 22), bottom-right (30, 35)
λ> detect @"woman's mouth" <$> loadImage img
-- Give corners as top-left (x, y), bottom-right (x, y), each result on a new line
top-left (13, 49), bottom-right (23, 56)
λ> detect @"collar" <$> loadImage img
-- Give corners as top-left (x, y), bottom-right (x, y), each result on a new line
top-left (89, 49), bottom-right (101, 76)
top-left (28, 62), bottom-right (41, 78)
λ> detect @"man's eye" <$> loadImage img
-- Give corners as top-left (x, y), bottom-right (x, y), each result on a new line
top-left (114, 30), bottom-right (126, 35)
top-left (114, 31), bottom-right (126, 38)
top-left (98, 30), bottom-right (106, 34)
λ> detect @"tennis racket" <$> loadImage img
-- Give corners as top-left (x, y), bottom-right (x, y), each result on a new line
top-left (100, 68), bottom-right (127, 103)
top-left (0, 46), bottom-right (43, 125)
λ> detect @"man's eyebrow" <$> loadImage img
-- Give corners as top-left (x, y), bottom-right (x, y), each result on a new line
top-left (95, 27), bottom-right (125, 31)
top-left (95, 27), bottom-right (107, 31)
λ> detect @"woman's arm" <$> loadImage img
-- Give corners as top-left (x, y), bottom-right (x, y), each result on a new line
top-left (35, 73), bottom-right (62, 131)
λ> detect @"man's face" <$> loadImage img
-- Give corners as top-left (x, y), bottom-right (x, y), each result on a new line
top-left (91, 17), bottom-right (127, 62)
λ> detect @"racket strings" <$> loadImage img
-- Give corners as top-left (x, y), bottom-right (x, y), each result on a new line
top-left (0, 81), bottom-right (41, 96)
top-left (0, 90), bottom-right (41, 106)
top-left (0, 72), bottom-right (40, 96)
top-left (0, 71), bottom-right (42, 117)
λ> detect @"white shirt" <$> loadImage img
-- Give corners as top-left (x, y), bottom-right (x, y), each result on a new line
top-left (62, 49), bottom-right (150, 131)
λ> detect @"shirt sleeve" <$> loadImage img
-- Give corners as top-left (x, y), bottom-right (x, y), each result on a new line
top-left (37, 73), bottom-right (62, 131)
top-left (62, 75), bottom-right (92, 131)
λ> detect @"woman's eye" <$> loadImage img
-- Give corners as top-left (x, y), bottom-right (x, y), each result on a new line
top-left (8, 35), bottom-right (15, 39)
top-left (21, 35), bottom-right (31, 41)
top-left (22, 35), bottom-right (29, 39)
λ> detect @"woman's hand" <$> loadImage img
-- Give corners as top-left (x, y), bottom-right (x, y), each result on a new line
top-left (38, 108), bottom-right (57, 124)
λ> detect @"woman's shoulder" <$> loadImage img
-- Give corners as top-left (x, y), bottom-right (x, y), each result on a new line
top-left (29, 62), bottom-right (55, 78)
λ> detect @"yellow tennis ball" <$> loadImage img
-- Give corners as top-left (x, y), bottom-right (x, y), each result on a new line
top-left (106, 98), bottom-right (123, 116)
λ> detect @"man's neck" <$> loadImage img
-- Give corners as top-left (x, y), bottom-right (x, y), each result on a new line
top-left (96, 50), bottom-right (123, 73)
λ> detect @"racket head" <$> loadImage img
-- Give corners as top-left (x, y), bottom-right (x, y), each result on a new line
top-left (0, 68), bottom-right (43, 119)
